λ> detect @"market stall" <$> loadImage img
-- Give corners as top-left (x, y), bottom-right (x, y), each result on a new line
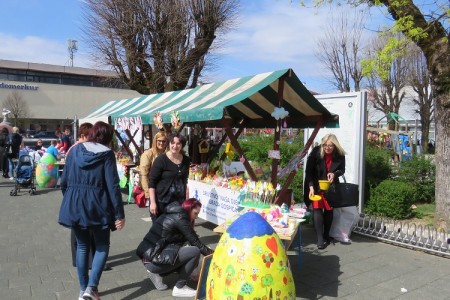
top-left (80, 68), bottom-right (339, 221)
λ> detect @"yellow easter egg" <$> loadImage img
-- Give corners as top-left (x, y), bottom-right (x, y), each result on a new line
top-left (206, 212), bottom-right (295, 299)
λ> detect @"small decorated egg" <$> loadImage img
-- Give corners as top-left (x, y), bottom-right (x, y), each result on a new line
top-left (207, 211), bottom-right (295, 299)
top-left (36, 153), bottom-right (58, 188)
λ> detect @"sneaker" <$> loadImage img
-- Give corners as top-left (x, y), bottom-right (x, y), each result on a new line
top-left (82, 287), bottom-right (100, 300)
top-left (147, 271), bottom-right (168, 291)
top-left (9, 177), bottom-right (14, 180)
top-left (78, 290), bottom-right (84, 300)
top-left (341, 238), bottom-right (352, 244)
top-left (172, 285), bottom-right (197, 297)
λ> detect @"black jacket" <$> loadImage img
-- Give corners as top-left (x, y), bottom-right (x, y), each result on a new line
top-left (8, 133), bottom-right (23, 157)
top-left (304, 145), bottom-right (345, 202)
top-left (136, 202), bottom-right (213, 259)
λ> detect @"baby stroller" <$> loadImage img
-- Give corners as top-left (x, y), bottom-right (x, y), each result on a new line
top-left (10, 153), bottom-right (36, 196)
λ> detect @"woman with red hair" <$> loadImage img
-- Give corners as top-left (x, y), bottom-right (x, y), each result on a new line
top-left (136, 198), bottom-right (213, 297)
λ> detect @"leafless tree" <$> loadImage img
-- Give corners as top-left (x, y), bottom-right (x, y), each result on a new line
top-left (82, 0), bottom-right (238, 94)
top-left (2, 91), bottom-right (31, 126)
top-left (406, 45), bottom-right (434, 153)
top-left (364, 33), bottom-right (410, 130)
top-left (315, 9), bottom-right (367, 92)
top-left (303, 0), bottom-right (450, 239)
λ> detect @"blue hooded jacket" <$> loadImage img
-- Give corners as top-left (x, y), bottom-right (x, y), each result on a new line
top-left (58, 142), bottom-right (124, 230)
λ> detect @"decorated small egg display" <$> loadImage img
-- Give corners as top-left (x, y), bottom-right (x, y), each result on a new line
top-left (207, 211), bottom-right (295, 299)
top-left (36, 153), bottom-right (58, 188)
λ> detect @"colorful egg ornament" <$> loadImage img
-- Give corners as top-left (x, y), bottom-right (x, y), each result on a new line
top-left (207, 211), bottom-right (295, 299)
top-left (36, 153), bottom-right (58, 188)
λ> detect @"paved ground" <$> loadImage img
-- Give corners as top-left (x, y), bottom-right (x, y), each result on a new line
top-left (1, 176), bottom-right (450, 300)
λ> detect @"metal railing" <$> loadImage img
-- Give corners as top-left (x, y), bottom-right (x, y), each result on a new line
top-left (353, 214), bottom-right (450, 257)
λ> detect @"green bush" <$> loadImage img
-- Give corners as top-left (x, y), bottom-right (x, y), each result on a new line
top-left (365, 143), bottom-right (392, 188)
top-left (365, 179), bottom-right (416, 219)
top-left (364, 144), bottom-right (393, 203)
top-left (239, 134), bottom-right (273, 164)
top-left (397, 155), bottom-right (435, 203)
top-left (239, 132), bottom-right (305, 201)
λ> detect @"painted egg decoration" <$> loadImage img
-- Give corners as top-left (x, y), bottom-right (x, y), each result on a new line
top-left (207, 211), bottom-right (295, 299)
top-left (36, 153), bottom-right (58, 188)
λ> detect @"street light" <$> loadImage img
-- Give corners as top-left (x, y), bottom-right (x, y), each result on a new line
top-left (67, 39), bottom-right (78, 67)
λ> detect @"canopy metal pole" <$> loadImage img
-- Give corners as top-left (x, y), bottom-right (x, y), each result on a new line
top-left (270, 76), bottom-right (285, 187)
top-left (73, 115), bottom-right (78, 142)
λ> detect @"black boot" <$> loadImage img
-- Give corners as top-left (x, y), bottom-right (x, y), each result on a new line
top-left (313, 209), bottom-right (326, 249)
top-left (323, 209), bottom-right (334, 244)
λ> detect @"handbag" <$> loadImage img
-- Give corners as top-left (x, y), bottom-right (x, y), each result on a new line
top-left (324, 176), bottom-right (359, 208)
top-left (132, 185), bottom-right (146, 208)
top-left (152, 242), bottom-right (181, 265)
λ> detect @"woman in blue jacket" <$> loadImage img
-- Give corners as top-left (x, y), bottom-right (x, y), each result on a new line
top-left (58, 121), bottom-right (125, 300)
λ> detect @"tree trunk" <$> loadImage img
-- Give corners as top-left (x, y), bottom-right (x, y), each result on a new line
top-left (434, 91), bottom-right (450, 229)
top-left (420, 119), bottom-right (429, 154)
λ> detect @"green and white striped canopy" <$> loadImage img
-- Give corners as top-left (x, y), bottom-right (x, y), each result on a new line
top-left (81, 68), bottom-right (338, 128)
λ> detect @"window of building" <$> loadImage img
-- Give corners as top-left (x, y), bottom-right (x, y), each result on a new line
top-left (0, 66), bottom-right (129, 89)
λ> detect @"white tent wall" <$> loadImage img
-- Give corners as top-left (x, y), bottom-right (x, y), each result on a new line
top-left (304, 92), bottom-right (367, 212)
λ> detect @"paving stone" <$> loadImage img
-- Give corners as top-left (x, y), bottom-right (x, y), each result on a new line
top-left (2, 176), bottom-right (450, 299)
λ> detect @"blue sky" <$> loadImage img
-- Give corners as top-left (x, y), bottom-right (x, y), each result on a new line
top-left (0, 0), bottom-right (391, 93)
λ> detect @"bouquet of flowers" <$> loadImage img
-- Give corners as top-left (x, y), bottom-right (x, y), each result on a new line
top-left (170, 111), bottom-right (182, 131)
top-left (153, 112), bottom-right (164, 130)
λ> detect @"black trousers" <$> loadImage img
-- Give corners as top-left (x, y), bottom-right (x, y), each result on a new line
top-left (145, 246), bottom-right (200, 288)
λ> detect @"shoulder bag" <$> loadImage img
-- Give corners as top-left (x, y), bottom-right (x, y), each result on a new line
top-left (324, 176), bottom-right (359, 208)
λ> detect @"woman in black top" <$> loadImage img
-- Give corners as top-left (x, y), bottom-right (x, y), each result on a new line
top-left (34, 139), bottom-right (44, 151)
top-left (0, 127), bottom-right (9, 174)
top-left (305, 133), bottom-right (345, 249)
top-left (148, 132), bottom-right (190, 219)
top-left (3, 127), bottom-right (23, 178)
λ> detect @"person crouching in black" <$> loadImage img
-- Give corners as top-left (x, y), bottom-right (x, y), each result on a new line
top-left (136, 198), bottom-right (213, 298)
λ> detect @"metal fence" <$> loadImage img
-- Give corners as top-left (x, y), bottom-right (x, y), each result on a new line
top-left (353, 214), bottom-right (450, 258)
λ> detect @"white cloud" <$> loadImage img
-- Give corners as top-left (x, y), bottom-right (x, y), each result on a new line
top-left (211, 1), bottom-right (387, 92)
top-left (0, 33), bottom-right (94, 67)
top-left (219, 2), bottom-right (330, 62)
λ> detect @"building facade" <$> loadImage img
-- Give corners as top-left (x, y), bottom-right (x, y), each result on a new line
top-left (0, 59), bottom-right (140, 132)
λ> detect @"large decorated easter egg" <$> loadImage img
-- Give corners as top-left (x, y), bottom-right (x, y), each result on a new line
top-left (36, 153), bottom-right (58, 188)
top-left (207, 211), bottom-right (295, 299)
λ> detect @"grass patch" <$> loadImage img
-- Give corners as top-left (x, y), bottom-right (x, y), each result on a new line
top-left (411, 203), bottom-right (435, 226)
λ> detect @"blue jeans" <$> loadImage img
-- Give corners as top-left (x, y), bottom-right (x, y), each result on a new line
top-left (73, 227), bottom-right (110, 291)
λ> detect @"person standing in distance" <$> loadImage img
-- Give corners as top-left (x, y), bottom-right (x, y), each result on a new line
top-left (5, 126), bottom-right (23, 179)
top-left (57, 127), bottom-right (72, 154)
top-left (305, 133), bottom-right (345, 249)
top-left (140, 131), bottom-right (167, 208)
top-left (0, 127), bottom-right (10, 175)
top-left (148, 132), bottom-right (190, 219)
top-left (58, 121), bottom-right (125, 300)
